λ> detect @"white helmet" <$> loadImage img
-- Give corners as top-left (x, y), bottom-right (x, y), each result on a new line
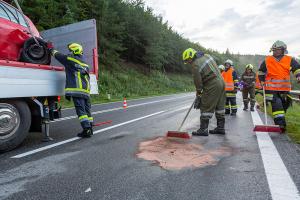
top-left (218, 65), bottom-right (225, 71)
top-left (224, 59), bottom-right (233, 66)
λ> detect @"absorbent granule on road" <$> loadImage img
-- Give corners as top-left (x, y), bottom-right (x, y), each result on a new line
top-left (136, 137), bottom-right (231, 170)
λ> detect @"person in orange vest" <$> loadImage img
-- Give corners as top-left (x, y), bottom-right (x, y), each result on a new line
top-left (255, 71), bottom-right (263, 95)
top-left (223, 59), bottom-right (239, 116)
top-left (258, 40), bottom-right (300, 132)
top-left (218, 65), bottom-right (225, 73)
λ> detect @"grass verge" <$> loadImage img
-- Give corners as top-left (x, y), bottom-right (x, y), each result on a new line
top-left (61, 63), bottom-right (195, 108)
top-left (256, 95), bottom-right (300, 143)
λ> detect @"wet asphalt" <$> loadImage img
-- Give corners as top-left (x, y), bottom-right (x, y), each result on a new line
top-left (0, 92), bottom-right (299, 200)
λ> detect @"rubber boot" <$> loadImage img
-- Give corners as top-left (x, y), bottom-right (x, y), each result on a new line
top-left (192, 119), bottom-right (209, 136)
top-left (225, 109), bottom-right (230, 115)
top-left (90, 123), bottom-right (94, 135)
top-left (77, 128), bottom-right (92, 138)
top-left (243, 103), bottom-right (248, 111)
top-left (209, 118), bottom-right (226, 135)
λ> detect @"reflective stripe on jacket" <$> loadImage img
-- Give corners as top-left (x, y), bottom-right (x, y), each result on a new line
top-left (265, 55), bottom-right (292, 91)
top-left (53, 51), bottom-right (91, 98)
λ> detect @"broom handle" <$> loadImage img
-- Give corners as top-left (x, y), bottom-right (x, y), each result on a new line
top-left (263, 84), bottom-right (268, 125)
top-left (178, 98), bottom-right (196, 131)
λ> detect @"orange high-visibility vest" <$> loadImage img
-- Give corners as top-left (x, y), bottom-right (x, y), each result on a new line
top-left (222, 67), bottom-right (234, 91)
top-left (265, 55), bottom-right (292, 91)
top-left (255, 72), bottom-right (262, 90)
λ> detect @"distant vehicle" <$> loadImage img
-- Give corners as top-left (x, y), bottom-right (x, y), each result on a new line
top-left (0, 0), bottom-right (50, 64)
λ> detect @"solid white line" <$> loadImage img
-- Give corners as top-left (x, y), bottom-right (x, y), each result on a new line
top-left (251, 109), bottom-right (300, 200)
top-left (53, 96), bottom-right (190, 122)
top-left (61, 93), bottom-right (192, 110)
top-left (12, 111), bottom-right (165, 159)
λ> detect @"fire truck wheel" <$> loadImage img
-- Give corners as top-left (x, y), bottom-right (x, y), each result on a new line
top-left (0, 101), bottom-right (31, 152)
top-left (19, 37), bottom-right (51, 65)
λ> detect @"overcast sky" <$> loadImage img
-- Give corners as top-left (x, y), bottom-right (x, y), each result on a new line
top-left (144, 0), bottom-right (300, 57)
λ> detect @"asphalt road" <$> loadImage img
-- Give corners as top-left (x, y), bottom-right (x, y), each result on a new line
top-left (1, 92), bottom-right (300, 200)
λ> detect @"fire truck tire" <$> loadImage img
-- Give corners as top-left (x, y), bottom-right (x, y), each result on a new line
top-left (0, 101), bottom-right (31, 152)
top-left (19, 37), bottom-right (51, 65)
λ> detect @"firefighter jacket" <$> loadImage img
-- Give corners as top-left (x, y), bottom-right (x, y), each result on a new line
top-left (52, 51), bottom-right (91, 99)
top-left (258, 55), bottom-right (300, 92)
top-left (191, 53), bottom-right (224, 95)
top-left (240, 71), bottom-right (256, 89)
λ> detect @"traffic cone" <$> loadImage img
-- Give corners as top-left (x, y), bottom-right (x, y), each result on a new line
top-left (123, 97), bottom-right (127, 109)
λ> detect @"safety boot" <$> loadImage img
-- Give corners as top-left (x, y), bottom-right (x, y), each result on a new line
top-left (230, 112), bottom-right (236, 116)
top-left (90, 123), bottom-right (94, 135)
top-left (243, 103), bottom-right (248, 111)
top-left (77, 129), bottom-right (93, 138)
top-left (250, 106), bottom-right (255, 112)
top-left (192, 119), bottom-right (209, 136)
top-left (209, 118), bottom-right (226, 135)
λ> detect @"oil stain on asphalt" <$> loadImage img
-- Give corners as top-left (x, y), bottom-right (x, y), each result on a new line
top-left (136, 137), bottom-right (232, 170)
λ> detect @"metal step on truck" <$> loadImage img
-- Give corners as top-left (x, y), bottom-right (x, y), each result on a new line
top-left (0, 0), bottom-right (98, 152)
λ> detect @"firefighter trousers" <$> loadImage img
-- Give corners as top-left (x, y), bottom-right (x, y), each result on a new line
top-left (270, 92), bottom-right (291, 127)
top-left (72, 97), bottom-right (93, 130)
top-left (199, 80), bottom-right (226, 123)
top-left (225, 95), bottom-right (237, 114)
top-left (242, 87), bottom-right (255, 108)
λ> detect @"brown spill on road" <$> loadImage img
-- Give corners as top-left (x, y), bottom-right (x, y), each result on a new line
top-left (136, 137), bottom-right (231, 170)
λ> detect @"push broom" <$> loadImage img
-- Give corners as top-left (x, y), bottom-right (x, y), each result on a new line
top-left (166, 98), bottom-right (196, 139)
top-left (253, 85), bottom-right (282, 133)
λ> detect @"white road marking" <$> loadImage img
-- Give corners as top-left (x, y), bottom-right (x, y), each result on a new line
top-left (61, 93), bottom-right (192, 110)
top-left (12, 111), bottom-right (165, 159)
top-left (53, 95), bottom-right (191, 122)
top-left (251, 109), bottom-right (300, 200)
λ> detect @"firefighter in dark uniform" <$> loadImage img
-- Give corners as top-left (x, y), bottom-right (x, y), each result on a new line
top-left (49, 43), bottom-right (93, 138)
top-left (223, 59), bottom-right (239, 116)
top-left (240, 64), bottom-right (256, 111)
top-left (258, 40), bottom-right (300, 132)
top-left (182, 48), bottom-right (226, 136)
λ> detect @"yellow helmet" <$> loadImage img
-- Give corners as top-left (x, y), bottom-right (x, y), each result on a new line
top-left (68, 43), bottom-right (83, 55)
top-left (245, 64), bottom-right (254, 70)
top-left (182, 48), bottom-right (197, 63)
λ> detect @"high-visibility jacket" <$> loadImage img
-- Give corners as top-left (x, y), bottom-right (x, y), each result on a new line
top-left (53, 51), bottom-right (91, 98)
top-left (222, 67), bottom-right (235, 91)
top-left (265, 55), bottom-right (292, 91)
top-left (255, 72), bottom-right (262, 90)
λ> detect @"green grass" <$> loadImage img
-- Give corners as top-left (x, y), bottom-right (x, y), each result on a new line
top-left (60, 62), bottom-right (194, 108)
top-left (256, 95), bottom-right (300, 143)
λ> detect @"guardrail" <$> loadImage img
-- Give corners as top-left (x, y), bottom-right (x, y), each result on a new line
top-left (290, 90), bottom-right (300, 103)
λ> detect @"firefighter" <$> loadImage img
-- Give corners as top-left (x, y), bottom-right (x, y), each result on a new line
top-left (240, 64), bottom-right (256, 111)
top-left (182, 48), bottom-right (226, 136)
top-left (255, 71), bottom-right (263, 95)
top-left (48, 43), bottom-right (93, 138)
top-left (258, 40), bottom-right (300, 132)
top-left (223, 59), bottom-right (239, 116)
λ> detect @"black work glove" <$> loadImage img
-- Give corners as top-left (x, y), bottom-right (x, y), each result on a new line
top-left (194, 95), bottom-right (201, 109)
